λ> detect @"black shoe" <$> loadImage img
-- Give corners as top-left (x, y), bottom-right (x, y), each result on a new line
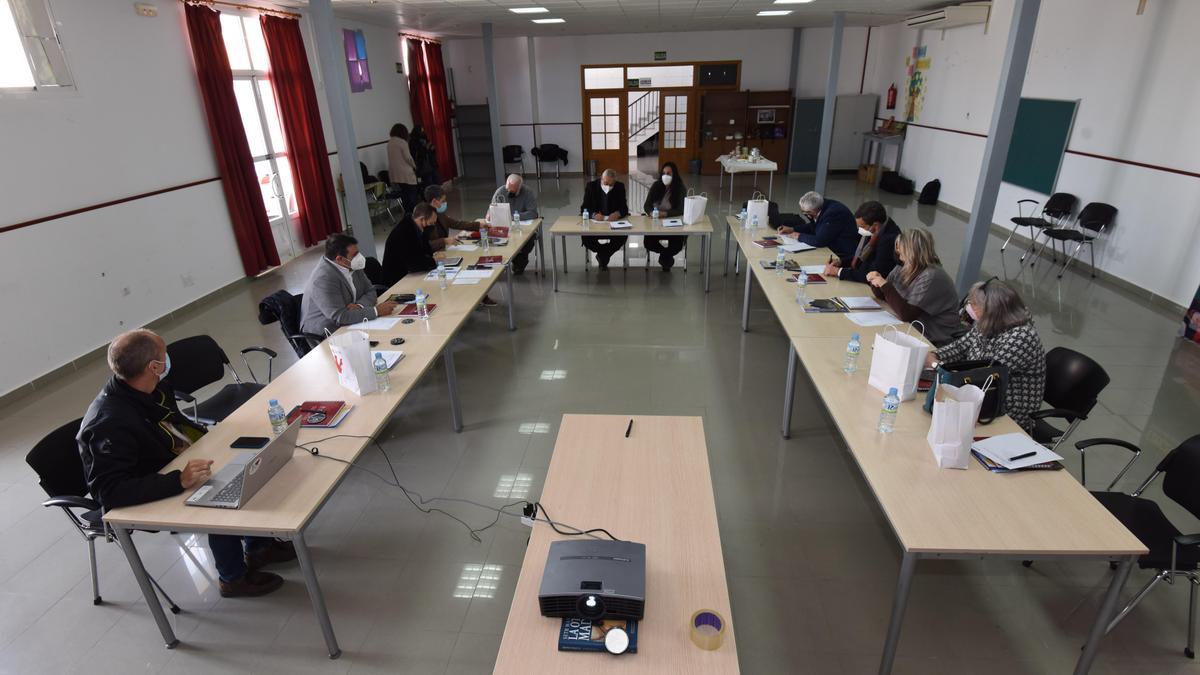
top-left (219, 570), bottom-right (284, 598)
top-left (512, 265), bottom-right (527, 276)
top-left (598, 259), bottom-right (610, 271)
top-left (245, 540), bottom-right (297, 571)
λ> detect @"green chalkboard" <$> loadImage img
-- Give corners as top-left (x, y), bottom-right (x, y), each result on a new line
top-left (1002, 98), bottom-right (1078, 195)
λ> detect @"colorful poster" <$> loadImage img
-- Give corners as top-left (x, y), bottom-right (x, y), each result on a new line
top-left (904, 45), bottom-right (930, 122)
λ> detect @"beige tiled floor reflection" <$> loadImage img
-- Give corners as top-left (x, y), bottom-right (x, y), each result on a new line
top-left (0, 173), bottom-right (1197, 674)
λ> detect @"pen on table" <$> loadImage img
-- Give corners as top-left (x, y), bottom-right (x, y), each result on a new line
top-left (1008, 451), bottom-right (1037, 462)
top-left (625, 419), bottom-right (633, 438)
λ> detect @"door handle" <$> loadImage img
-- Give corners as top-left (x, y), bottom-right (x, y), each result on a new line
top-left (270, 173), bottom-right (283, 199)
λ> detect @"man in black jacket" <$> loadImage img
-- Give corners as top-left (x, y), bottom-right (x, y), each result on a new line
top-left (78, 329), bottom-right (293, 598)
top-left (580, 168), bottom-right (630, 270)
top-left (824, 201), bottom-right (902, 284)
top-left (381, 202), bottom-right (439, 285)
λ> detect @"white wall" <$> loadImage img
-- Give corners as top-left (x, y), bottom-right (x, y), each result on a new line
top-left (0, 1), bottom-right (413, 397)
top-left (793, 26), bottom-right (870, 98)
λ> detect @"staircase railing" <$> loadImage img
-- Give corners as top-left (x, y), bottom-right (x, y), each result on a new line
top-left (627, 91), bottom-right (659, 140)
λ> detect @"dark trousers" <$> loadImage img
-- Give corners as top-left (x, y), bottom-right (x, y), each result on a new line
top-left (209, 534), bottom-right (272, 583)
top-left (511, 239), bottom-right (536, 272)
top-left (581, 236), bottom-right (627, 266)
top-left (644, 236), bottom-right (686, 268)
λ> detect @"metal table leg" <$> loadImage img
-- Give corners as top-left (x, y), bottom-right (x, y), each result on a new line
top-left (113, 526), bottom-right (178, 649)
top-left (1074, 556), bottom-right (1136, 674)
top-left (768, 171), bottom-right (774, 200)
top-left (537, 225), bottom-right (546, 277)
top-left (293, 530), bottom-right (341, 659)
top-left (505, 262), bottom-right (516, 331)
top-left (741, 266), bottom-right (753, 332)
top-left (561, 236), bottom-right (569, 274)
top-left (444, 346), bottom-right (463, 432)
top-left (878, 551), bottom-right (918, 675)
top-left (781, 343), bottom-right (797, 438)
top-left (703, 234), bottom-right (711, 293)
top-left (723, 223), bottom-right (731, 276)
top-left (623, 238), bottom-right (629, 271)
top-left (552, 235), bottom-right (559, 292)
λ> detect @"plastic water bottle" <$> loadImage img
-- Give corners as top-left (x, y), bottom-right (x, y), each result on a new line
top-left (751, 214), bottom-right (760, 231)
top-left (436, 261), bottom-right (448, 290)
top-left (843, 333), bottom-right (861, 374)
top-left (651, 207), bottom-right (659, 225)
top-left (878, 387), bottom-right (899, 433)
top-left (796, 271), bottom-right (809, 304)
top-left (480, 222), bottom-right (490, 251)
top-left (373, 353), bottom-right (391, 393)
top-left (510, 203), bottom-right (519, 229)
top-left (738, 206), bottom-right (747, 222)
top-left (582, 208), bottom-right (590, 230)
top-left (415, 289), bottom-right (429, 320)
top-left (743, 209), bottom-right (753, 230)
top-left (775, 247), bottom-right (787, 276)
top-left (267, 399), bottom-right (287, 436)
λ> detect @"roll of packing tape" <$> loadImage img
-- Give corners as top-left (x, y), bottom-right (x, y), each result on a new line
top-left (689, 609), bottom-right (726, 651)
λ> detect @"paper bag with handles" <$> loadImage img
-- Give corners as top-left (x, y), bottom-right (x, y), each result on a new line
top-left (328, 330), bottom-right (378, 396)
top-left (867, 323), bottom-right (931, 401)
top-left (487, 198), bottom-right (513, 231)
top-left (926, 380), bottom-right (987, 469)
top-left (682, 189), bottom-right (708, 225)
top-left (746, 191), bottom-right (770, 227)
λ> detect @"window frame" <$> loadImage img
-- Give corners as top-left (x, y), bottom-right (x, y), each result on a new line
top-left (0, 0), bottom-right (74, 96)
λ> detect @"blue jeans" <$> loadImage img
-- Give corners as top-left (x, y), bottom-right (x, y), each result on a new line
top-left (208, 534), bottom-right (272, 583)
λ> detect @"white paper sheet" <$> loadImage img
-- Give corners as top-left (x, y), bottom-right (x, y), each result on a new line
top-left (845, 311), bottom-right (904, 328)
top-left (662, 218), bottom-right (684, 228)
top-left (456, 269), bottom-right (494, 279)
top-left (423, 269), bottom-right (459, 280)
top-left (839, 296), bottom-right (882, 310)
top-left (799, 265), bottom-right (826, 275)
top-left (376, 350), bottom-right (405, 369)
top-left (451, 278), bottom-right (483, 285)
top-left (610, 220), bottom-right (633, 229)
top-left (447, 244), bottom-right (479, 251)
top-left (973, 434), bottom-right (1062, 469)
top-left (780, 240), bottom-right (815, 253)
top-left (355, 317), bottom-right (402, 330)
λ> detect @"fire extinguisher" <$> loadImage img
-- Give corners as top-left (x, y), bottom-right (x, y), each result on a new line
top-left (886, 83), bottom-right (897, 110)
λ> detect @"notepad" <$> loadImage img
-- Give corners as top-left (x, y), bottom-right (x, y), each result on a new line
top-left (753, 239), bottom-right (781, 249)
top-left (398, 303), bottom-right (437, 316)
top-left (662, 218), bottom-right (684, 228)
top-left (377, 350), bottom-right (405, 369)
top-left (780, 240), bottom-right (815, 253)
top-left (355, 317), bottom-right (402, 330)
top-left (972, 434), bottom-right (1062, 470)
top-left (786, 273), bottom-right (827, 284)
top-left (845, 311), bottom-right (903, 327)
top-left (610, 220), bottom-right (633, 229)
top-left (838, 296), bottom-right (882, 310)
top-left (457, 269), bottom-right (493, 279)
top-left (799, 264), bottom-right (827, 275)
top-left (447, 244), bottom-right (478, 251)
top-left (477, 255), bottom-right (503, 265)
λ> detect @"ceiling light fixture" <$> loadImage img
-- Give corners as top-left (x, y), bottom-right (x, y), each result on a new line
top-left (509, 6), bottom-right (549, 13)
top-left (531, 17), bottom-right (565, 23)
top-left (757, 10), bottom-right (793, 16)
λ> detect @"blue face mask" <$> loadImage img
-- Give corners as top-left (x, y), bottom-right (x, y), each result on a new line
top-left (436, 202), bottom-right (448, 214)
top-left (153, 354), bottom-right (171, 381)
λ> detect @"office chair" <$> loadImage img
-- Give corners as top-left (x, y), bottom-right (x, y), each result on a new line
top-left (502, 145), bottom-right (526, 176)
top-left (1041, 202), bottom-right (1117, 279)
top-left (531, 143), bottom-right (567, 179)
top-left (164, 336), bottom-right (276, 427)
top-left (1030, 347), bottom-right (1111, 478)
top-left (1005, 192), bottom-right (1076, 264)
top-left (1078, 434), bottom-right (1200, 659)
top-left (258, 290), bottom-right (323, 359)
top-left (24, 418), bottom-right (180, 613)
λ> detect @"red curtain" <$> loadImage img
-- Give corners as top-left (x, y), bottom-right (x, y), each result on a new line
top-left (406, 39), bottom-right (457, 182)
top-left (184, 4), bottom-right (279, 276)
top-left (260, 14), bottom-right (342, 247)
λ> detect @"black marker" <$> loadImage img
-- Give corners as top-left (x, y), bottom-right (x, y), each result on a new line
top-left (1008, 451), bottom-right (1037, 462)
top-left (625, 419), bottom-right (633, 438)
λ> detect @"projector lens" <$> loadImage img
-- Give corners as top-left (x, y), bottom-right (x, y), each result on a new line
top-left (577, 594), bottom-right (605, 619)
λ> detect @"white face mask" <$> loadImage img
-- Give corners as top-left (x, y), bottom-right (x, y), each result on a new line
top-left (152, 354), bottom-right (171, 381)
top-left (858, 227), bottom-right (873, 238)
top-left (349, 253), bottom-right (367, 271)
top-left (601, 183), bottom-right (613, 194)
top-left (966, 303), bottom-right (980, 322)
top-left (661, 174), bottom-right (673, 186)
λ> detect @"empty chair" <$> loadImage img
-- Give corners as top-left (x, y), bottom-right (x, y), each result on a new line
top-left (1041, 201), bottom-right (1117, 279)
top-left (258, 290), bottom-right (323, 359)
top-left (502, 145), bottom-right (525, 175)
top-left (1005, 192), bottom-right (1077, 264)
top-left (164, 335), bottom-right (276, 426)
top-left (1080, 434), bottom-right (1200, 658)
top-left (25, 418), bottom-right (179, 612)
top-left (531, 143), bottom-right (567, 179)
top-left (1031, 347), bottom-right (1111, 475)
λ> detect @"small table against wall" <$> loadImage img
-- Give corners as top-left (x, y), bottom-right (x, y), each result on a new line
top-left (718, 154), bottom-right (779, 205)
top-left (860, 132), bottom-right (905, 187)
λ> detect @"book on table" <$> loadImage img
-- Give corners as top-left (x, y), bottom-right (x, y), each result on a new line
top-left (477, 255), bottom-right (503, 265)
top-left (398, 303), bottom-right (437, 316)
top-left (786, 273), bottom-right (827, 284)
top-left (753, 239), bottom-right (781, 249)
top-left (557, 617), bottom-right (638, 653)
top-left (662, 217), bottom-right (684, 228)
top-left (972, 434), bottom-right (1063, 470)
top-left (286, 401), bottom-right (353, 428)
top-left (758, 259), bottom-right (801, 271)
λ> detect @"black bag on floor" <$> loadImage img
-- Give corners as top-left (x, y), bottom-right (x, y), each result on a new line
top-left (879, 171), bottom-right (914, 195)
top-left (918, 179), bottom-right (941, 205)
top-left (923, 360), bottom-right (1009, 424)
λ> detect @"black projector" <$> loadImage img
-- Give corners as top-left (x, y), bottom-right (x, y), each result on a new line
top-left (537, 539), bottom-right (646, 621)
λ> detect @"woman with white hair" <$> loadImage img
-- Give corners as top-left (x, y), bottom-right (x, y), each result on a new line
top-left (925, 278), bottom-right (1046, 434)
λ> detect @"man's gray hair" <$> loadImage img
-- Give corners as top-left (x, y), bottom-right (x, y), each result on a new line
top-left (505, 173), bottom-right (523, 188)
top-left (107, 329), bottom-right (162, 380)
top-left (799, 191), bottom-right (824, 212)
top-left (968, 278), bottom-right (1032, 338)
top-left (601, 168), bottom-right (617, 180)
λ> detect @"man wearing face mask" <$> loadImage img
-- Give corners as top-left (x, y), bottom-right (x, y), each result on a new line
top-left (423, 184), bottom-right (480, 252)
top-left (778, 191), bottom-right (859, 261)
top-left (381, 202), bottom-right (442, 286)
top-left (78, 329), bottom-right (294, 597)
top-left (300, 233), bottom-right (398, 335)
top-left (579, 168), bottom-right (630, 270)
top-left (490, 174), bottom-right (540, 274)
top-left (823, 201), bottom-right (901, 283)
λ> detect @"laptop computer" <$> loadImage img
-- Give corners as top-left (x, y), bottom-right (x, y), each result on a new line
top-left (185, 420), bottom-right (301, 510)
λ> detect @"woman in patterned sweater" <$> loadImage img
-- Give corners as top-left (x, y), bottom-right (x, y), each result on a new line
top-left (924, 278), bottom-right (1046, 434)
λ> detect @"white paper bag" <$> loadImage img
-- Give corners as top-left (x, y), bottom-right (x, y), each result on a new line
top-left (746, 191), bottom-right (770, 227)
top-left (682, 189), bottom-right (708, 225)
top-left (867, 324), bottom-right (931, 401)
top-left (328, 330), bottom-right (378, 396)
top-left (926, 382), bottom-right (986, 469)
top-left (487, 200), bottom-right (513, 231)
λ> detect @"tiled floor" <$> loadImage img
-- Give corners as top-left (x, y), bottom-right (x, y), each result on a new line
top-left (0, 171), bottom-right (1197, 675)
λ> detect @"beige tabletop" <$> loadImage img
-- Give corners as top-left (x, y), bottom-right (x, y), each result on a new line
top-left (493, 415), bottom-right (739, 674)
top-left (549, 214), bottom-right (713, 236)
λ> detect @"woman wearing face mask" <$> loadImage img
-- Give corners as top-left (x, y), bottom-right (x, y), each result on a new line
top-left (580, 168), bottom-right (630, 270)
top-left (642, 162), bottom-right (688, 271)
top-left (867, 229), bottom-right (965, 346)
top-left (923, 278), bottom-right (1046, 434)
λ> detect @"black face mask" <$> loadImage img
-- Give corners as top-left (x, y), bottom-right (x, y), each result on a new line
top-left (507, 192), bottom-right (517, 200)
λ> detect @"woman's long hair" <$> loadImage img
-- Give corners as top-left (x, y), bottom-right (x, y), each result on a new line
top-left (896, 228), bottom-right (940, 286)
top-left (389, 123), bottom-right (409, 140)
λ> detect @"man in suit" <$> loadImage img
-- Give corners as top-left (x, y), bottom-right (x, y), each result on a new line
top-left (381, 202), bottom-right (439, 286)
top-left (490, 174), bottom-right (539, 274)
top-left (78, 329), bottom-right (295, 597)
top-left (579, 168), bottom-right (630, 270)
top-left (779, 191), bottom-right (860, 261)
top-left (423, 184), bottom-right (479, 252)
top-left (300, 234), bottom-right (398, 336)
top-left (824, 200), bottom-right (902, 284)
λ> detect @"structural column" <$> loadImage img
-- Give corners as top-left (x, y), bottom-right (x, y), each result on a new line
top-left (786, 27), bottom-right (802, 174)
top-left (482, 23), bottom-right (505, 182)
top-left (527, 37), bottom-right (539, 152)
top-left (955, 0), bottom-right (1042, 294)
top-left (309, 0), bottom-right (375, 257)
top-left (814, 11), bottom-right (844, 195)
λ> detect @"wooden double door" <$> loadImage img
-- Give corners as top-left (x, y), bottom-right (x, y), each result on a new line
top-left (584, 89), bottom-right (695, 177)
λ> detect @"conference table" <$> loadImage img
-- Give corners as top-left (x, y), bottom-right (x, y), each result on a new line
top-left (718, 153), bottom-right (779, 202)
top-left (726, 216), bottom-right (1148, 674)
top-left (547, 214), bottom-right (714, 292)
top-left (493, 414), bottom-right (739, 674)
top-left (103, 218), bottom-right (542, 658)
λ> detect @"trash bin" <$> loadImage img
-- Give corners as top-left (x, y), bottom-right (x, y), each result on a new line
top-left (689, 158), bottom-right (702, 175)
top-left (587, 159), bottom-right (598, 178)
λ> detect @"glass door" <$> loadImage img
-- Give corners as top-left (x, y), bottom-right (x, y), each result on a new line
top-left (656, 90), bottom-right (693, 173)
top-left (583, 93), bottom-right (626, 178)
top-left (220, 13), bottom-right (303, 264)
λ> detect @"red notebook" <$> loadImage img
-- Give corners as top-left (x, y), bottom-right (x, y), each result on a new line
top-left (469, 226), bottom-right (510, 238)
top-left (752, 239), bottom-right (781, 248)
top-left (287, 401), bottom-right (346, 427)
top-left (787, 273), bottom-right (827, 284)
top-left (477, 255), bottom-right (503, 264)
top-left (398, 303), bottom-right (437, 316)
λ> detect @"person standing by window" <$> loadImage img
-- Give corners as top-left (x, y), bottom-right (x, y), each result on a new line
top-left (387, 123), bottom-right (420, 209)
top-left (642, 161), bottom-right (687, 271)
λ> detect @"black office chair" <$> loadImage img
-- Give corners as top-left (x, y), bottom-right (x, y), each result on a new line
top-left (258, 290), bottom-right (323, 359)
top-left (502, 145), bottom-right (526, 176)
top-left (24, 418), bottom-right (179, 613)
top-left (1079, 434), bottom-right (1200, 658)
top-left (1030, 347), bottom-right (1111, 478)
top-left (531, 143), bottom-right (567, 179)
top-left (1041, 202), bottom-right (1117, 279)
top-left (1005, 192), bottom-right (1076, 264)
top-left (164, 336), bottom-right (275, 427)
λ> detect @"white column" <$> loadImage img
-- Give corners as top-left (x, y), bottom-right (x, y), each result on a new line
top-left (482, 23), bottom-right (504, 182)
top-left (814, 12), bottom-right (844, 195)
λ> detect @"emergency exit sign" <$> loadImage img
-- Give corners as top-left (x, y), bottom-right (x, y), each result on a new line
top-left (654, 51), bottom-right (667, 61)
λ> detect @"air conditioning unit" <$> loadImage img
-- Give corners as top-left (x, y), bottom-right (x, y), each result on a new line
top-left (905, 3), bottom-right (990, 29)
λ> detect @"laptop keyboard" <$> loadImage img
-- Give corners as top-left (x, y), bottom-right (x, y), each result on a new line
top-left (210, 474), bottom-right (244, 505)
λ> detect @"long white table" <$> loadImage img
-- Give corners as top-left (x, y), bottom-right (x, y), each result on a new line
top-left (548, 215), bottom-right (714, 292)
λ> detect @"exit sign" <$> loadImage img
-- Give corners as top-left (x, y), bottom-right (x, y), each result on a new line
top-left (654, 51), bottom-right (666, 61)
